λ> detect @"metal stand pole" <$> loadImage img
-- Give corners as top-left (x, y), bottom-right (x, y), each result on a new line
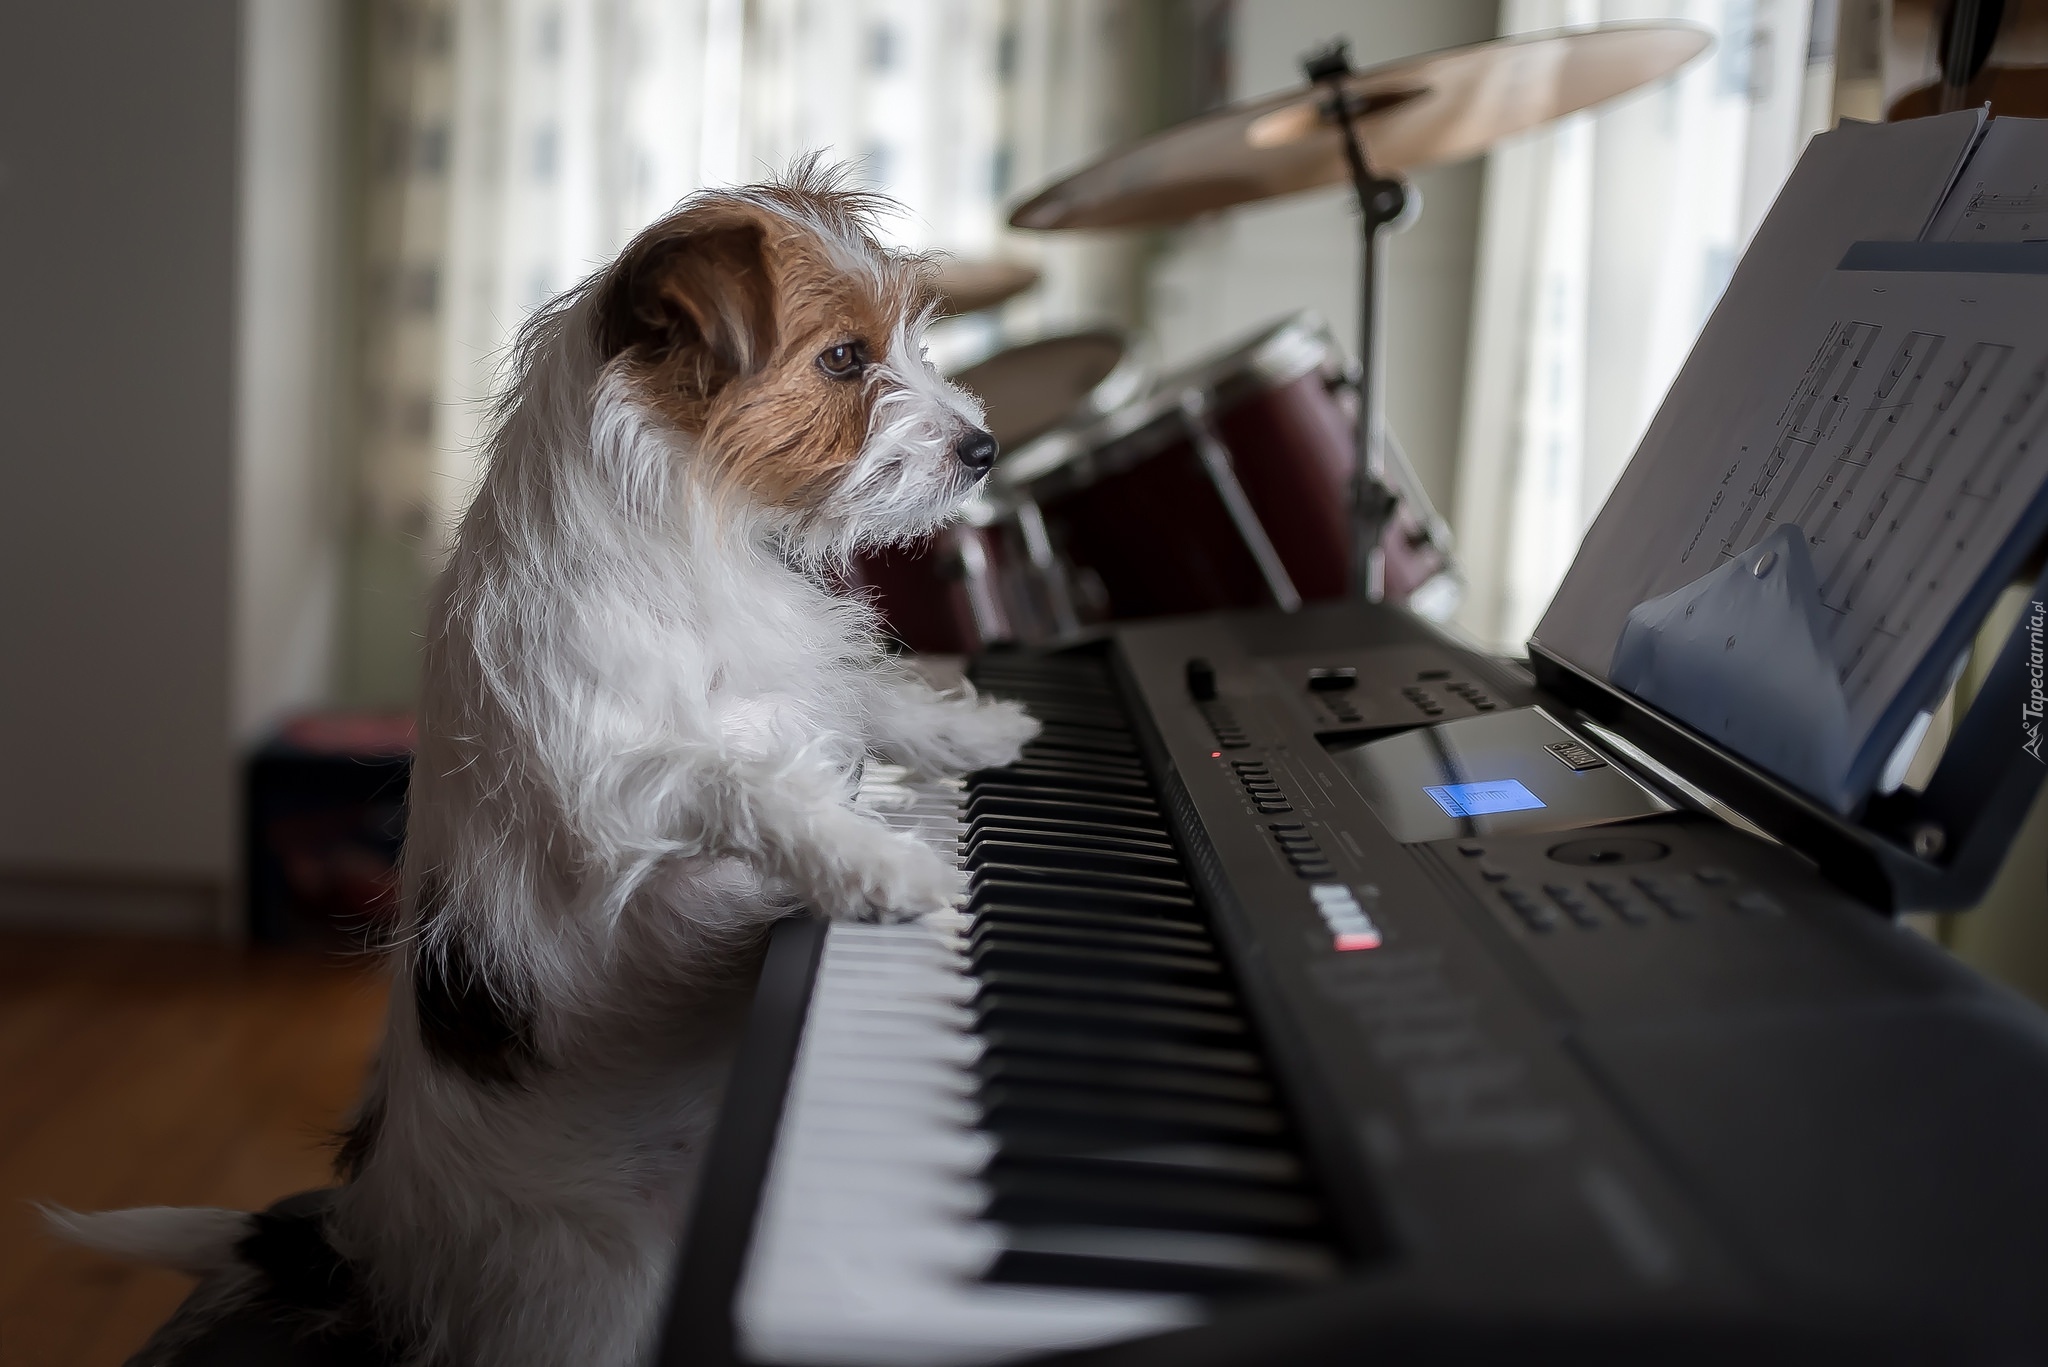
top-left (1304, 41), bottom-right (1408, 603)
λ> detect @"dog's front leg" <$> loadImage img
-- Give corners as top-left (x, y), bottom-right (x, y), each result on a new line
top-left (864, 668), bottom-right (1041, 777)
top-left (664, 742), bottom-right (965, 922)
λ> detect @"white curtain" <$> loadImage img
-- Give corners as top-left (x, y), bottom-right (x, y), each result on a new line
top-left (354, 0), bottom-right (1148, 553)
top-left (1451, 0), bottom-right (1838, 652)
top-left (345, 0), bottom-right (1149, 701)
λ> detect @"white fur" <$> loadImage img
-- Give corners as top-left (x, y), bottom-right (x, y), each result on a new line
top-left (63, 179), bottom-right (1039, 1367)
top-left (42, 1206), bottom-right (252, 1277)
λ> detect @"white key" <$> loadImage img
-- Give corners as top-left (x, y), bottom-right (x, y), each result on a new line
top-left (735, 776), bottom-right (1201, 1366)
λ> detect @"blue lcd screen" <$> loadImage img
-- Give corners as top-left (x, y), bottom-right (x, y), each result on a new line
top-left (1424, 779), bottom-right (1546, 818)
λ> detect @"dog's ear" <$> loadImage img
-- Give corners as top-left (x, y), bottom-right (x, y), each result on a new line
top-left (596, 212), bottom-right (779, 397)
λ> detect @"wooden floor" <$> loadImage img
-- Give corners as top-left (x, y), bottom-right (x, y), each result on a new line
top-left (0, 936), bottom-right (388, 1366)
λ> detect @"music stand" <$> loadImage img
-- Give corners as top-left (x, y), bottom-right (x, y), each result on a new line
top-left (1533, 532), bottom-right (2048, 913)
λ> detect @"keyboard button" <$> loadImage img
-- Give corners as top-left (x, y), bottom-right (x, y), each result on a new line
top-left (1733, 889), bottom-right (1784, 915)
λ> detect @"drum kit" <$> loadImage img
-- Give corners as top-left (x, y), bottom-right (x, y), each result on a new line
top-left (856, 21), bottom-right (1712, 654)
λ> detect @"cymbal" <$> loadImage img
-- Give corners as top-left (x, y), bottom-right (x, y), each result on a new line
top-left (929, 258), bottom-right (1041, 315)
top-left (948, 331), bottom-right (1128, 452)
top-left (1010, 22), bottom-right (1710, 231)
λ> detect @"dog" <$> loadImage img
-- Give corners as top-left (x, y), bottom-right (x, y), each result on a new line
top-left (53, 159), bottom-right (1040, 1367)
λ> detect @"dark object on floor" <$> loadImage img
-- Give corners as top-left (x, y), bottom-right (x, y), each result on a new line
top-left (245, 715), bottom-right (413, 946)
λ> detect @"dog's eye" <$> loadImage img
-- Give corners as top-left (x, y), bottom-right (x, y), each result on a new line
top-left (816, 341), bottom-right (866, 380)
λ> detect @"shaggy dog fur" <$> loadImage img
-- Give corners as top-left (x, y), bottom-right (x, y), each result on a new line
top-left (52, 161), bottom-right (1039, 1367)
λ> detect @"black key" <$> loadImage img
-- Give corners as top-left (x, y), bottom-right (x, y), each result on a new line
top-left (982, 1170), bottom-right (1321, 1235)
top-left (966, 840), bottom-right (1184, 881)
top-left (990, 759), bottom-right (1150, 787)
top-left (1009, 702), bottom-right (1131, 729)
top-left (974, 994), bottom-right (1244, 1040)
top-left (1016, 732), bottom-right (1138, 758)
top-left (968, 919), bottom-right (1217, 959)
top-left (989, 1134), bottom-right (1304, 1186)
top-left (1030, 722), bottom-right (1137, 747)
top-left (965, 828), bottom-right (1177, 862)
top-left (969, 880), bottom-right (1197, 917)
top-left (966, 796), bottom-right (1164, 825)
top-left (973, 969), bottom-right (1233, 1014)
top-left (987, 1226), bottom-right (1338, 1292)
top-left (969, 783), bottom-right (1158, 813)
top-left (967, 939), bottom-right (1223, 981)
top-left (1019, 741), bottom-right (1143, 767)
top-left (980, 1027), bottom-right (1261, 1075)
top-left (972, 901), bottom-right (1206, 936)
top-left (979, 767), bottom-right (1156, 796)
top-left (973, 1051), bottom-right (1269, 1103)
top-left (976, 906), bottom-right (1208, 944)
top-left (977, 1083), bottom-right (1283, 1143)
top-left (963, 814), bottom-right (1171, 846)
top-left (970, 861), bottom-right (1190, 898)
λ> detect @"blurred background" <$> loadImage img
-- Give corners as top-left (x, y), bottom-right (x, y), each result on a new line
top-left (1, 0), bottom-right (2044, 1359)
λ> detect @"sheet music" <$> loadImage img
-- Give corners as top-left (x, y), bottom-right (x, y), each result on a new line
top-left (1925, 119), bottom-right (2048, 243)
top-left (1531, 113), bottom-right (2048, 810)
top-left (1621, 263), bottom-right (2048, 804)
top-left (1540, 116), bottom-right (1984, 678)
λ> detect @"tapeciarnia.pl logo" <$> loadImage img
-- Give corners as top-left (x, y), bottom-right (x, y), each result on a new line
top-left (2027, 599), bottom-right (2046, 763)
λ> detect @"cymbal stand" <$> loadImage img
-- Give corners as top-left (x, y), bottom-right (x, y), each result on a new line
top-left (1304, 40), bottom-right (1408, 602)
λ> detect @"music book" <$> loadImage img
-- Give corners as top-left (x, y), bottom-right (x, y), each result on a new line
top-left (1535, 111), bottom-right (2048, 814)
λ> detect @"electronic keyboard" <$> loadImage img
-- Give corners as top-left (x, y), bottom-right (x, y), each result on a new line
top-left (660, 601), bottom-right (2048, 1366)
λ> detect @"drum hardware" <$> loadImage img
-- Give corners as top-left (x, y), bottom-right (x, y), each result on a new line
top-left (1319, 361), bottom-right (1460, 612)
top-left (1007, 22), bottom-right (1712, 603)
top-left (1177, 387), bottom-right (1304, 612)
top-left (856, 313), bottom-right (1457, 652)
top-left (1006, 24), bottom-right (1711, 229)
top-left (1009, 499), bottom-right (1081, 638)
top-left (947, 526), bottom-right (1009, 645)
top-left (1304, 39), bottom-right (1408, 604)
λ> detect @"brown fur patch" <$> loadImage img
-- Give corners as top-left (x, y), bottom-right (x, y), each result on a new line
top-left (594, 167), bottom-right (937, 508)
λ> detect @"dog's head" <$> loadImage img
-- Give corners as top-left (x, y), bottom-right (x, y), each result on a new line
top-left (592, 160), bottom-right (993, 555)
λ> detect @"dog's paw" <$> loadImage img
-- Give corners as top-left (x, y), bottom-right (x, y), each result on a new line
top-left (947, 698), bottom-right (1042, 772)
top-left (817, 828), bottom-right (966, 924)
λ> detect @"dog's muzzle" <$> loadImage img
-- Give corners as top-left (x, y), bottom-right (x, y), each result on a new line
top-left (953, 428), bottom-right (998, 473)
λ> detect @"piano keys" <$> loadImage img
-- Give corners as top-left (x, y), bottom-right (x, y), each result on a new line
top-left (737, 657), bottom-right (1338, 1366)
top-left (662, 603), bottom-right (2048, 1366)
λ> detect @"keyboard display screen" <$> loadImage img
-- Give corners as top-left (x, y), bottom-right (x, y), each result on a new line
top-left (1327, 707), bottom-right (1671, 842)
top-left (1425, 779), bottom-right (1545, 818)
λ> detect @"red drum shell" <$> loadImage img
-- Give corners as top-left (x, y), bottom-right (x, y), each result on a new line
top-left (849, 315), bottom-right (1447, 651)
top-left (1037, 368), bottom-right (1354, 618)
top-left (846, 526), bottom-right (1009, 655)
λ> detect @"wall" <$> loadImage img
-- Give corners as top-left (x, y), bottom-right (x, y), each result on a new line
top-left (235, 0), bottom-right (349, 746)
top-left (0, 0), bottom-right (241, 930)
top-left (0, 0), bottom-right (345, 934)
top-left (1146, 0), bottom-right (1500, 516)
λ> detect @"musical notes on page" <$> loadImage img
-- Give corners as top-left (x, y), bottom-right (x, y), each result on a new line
top-left (1604, 257), bottom-right (2048, 806)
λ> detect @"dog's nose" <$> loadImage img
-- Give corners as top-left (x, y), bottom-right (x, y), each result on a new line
top-left (953, 428), bottom-right (998, 473)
